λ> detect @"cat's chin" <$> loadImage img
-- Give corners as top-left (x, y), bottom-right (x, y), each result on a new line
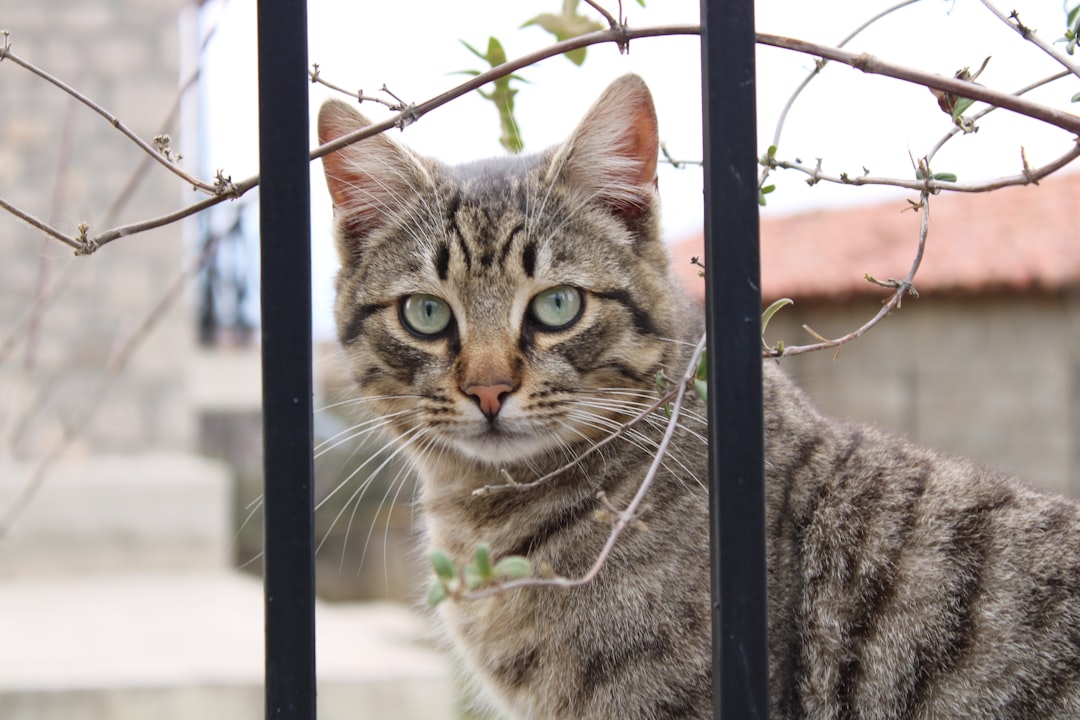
top-left (447, 430), bottom-right (555, 466)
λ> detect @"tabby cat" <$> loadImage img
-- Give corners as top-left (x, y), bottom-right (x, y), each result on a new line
top-left (317, 74), bottom-right (1080, 719)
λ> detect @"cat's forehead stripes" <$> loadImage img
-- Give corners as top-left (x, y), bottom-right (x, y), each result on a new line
top-left (434, 175), bottom-right (539, 281)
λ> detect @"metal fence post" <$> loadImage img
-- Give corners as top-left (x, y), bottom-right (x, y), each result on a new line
top-left (700, 0), bottom-right (771, 717)
top-left (257, 1), bottom-right (317, 718)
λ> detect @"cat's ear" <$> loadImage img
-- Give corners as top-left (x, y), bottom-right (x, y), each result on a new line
top-left (552, 73), bottom-right (659, 218)
top-left (317, 100), bottom-right (429, 257)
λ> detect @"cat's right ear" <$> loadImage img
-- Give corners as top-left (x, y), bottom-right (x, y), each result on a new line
top-left (317, 100), bottom-right (427, 261)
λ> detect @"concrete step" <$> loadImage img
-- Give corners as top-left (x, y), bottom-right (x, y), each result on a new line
top-left (0, 571), bottom-right (454, 720)
top-left (0, 454), bottom-right (232, 575)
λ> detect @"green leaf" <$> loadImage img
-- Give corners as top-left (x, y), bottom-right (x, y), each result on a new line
top-left (463, 566), bottom-right (485, 590)
top-left (459, 39), bottom-right (487, 62)
top-left (950, 96), bottom-right (975, 119)
top-left (1072, 91), bottom-right (1080, 103)
top-left (761, 297), bottom-right (794, 335)
top-left (492, 556), bottom-right (532, 579)
top-left (485, 36), bottom-right (508, 66)
top-left (427, 581), bottom-right (448, 606)
top-left (932, 172), bottom-right (958, 182)
top-left (522, 1), bottom-right (603, 66)
top-left (473, 543), bottom-right (493, 580)
top-left (429, 549), bottom-right (456, 581)
top-left (695, 349), bottom-right (707, 382)
top-left (694, 377), bottom-right (708, 403)
top-left (458, 36), bottom-right (525, 152)
top-left (757, 184), bottom-right (776, 206)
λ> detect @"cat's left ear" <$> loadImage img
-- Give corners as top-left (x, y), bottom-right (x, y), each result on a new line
top-left (553, 73), bottom-right (659, 218)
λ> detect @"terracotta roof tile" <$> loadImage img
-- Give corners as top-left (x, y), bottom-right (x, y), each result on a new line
top-left (671, 170), bottom-right (1080, 303)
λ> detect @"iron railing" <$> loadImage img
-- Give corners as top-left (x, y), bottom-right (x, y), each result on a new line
top-left (257, 1), bottom-right (316, 717)
top-left (255, 0), bottom-right (767, 717)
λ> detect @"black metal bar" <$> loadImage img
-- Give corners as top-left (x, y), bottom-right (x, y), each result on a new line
top-left (256, 1), bottom-right (316, 718)
top-left (700, 0), bottom-right (770, 718)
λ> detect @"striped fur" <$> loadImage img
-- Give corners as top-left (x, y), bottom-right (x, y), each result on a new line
top-left (319, 75), bottom-right (1080, 719)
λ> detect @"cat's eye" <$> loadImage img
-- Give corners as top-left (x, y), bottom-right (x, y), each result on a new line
top-left (529, 285), bottom-right (583, 330)
top-left (401, 294), bottom-right (453, 336)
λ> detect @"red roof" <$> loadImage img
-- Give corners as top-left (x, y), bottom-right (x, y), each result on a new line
top-left (672, 170), bottom-right (1080, 303)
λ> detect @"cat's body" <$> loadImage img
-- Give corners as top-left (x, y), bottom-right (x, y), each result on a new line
top-left (318, 75), bottom-right (1080, 719)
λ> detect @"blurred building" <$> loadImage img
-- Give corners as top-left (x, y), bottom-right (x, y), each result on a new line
top-left (0, 1), bottom-right (449, 718)
top-left (675, 169), bottom-right (1080, 497)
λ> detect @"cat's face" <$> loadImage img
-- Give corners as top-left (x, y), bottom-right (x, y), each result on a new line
top-left (319, 75), bottom-right (686, 467)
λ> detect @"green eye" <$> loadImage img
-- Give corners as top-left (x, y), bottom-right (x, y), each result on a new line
top-left (401, 294), bottom-right (452, 336)
top-left (530, 286), bottom-right (583, 330)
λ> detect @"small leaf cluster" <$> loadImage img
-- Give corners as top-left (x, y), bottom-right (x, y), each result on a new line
top-left (461, 1), bottom-right (648, 152)
top-left (1062, 4), bottom-right (1080, 57)
top-left (460, 37), bottom-right (527, 153)
top-left (761, 297), bottom-right (794, 354)
top-left (522, 1), bottom-right (603, 67)
top-left (427, 544), bottom-right (532, 606)
top-left (1063, 4), bottom-right (1080, 102)
top-left (694, 351), bottom-right (708, 403)
top-left (758, 145), bottom-right (778, 205)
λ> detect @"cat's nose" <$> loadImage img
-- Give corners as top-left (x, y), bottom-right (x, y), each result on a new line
top-left (463, 382), bottom-right (515, 420)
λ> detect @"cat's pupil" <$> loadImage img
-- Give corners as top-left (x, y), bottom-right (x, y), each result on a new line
top-left (530, 285), bottom-right (583, 329)
top-left (401, 293), bottom-right (452, 336)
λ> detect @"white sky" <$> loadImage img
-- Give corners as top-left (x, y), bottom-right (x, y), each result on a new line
top-left (198, 0), bottom-right (1079, 338)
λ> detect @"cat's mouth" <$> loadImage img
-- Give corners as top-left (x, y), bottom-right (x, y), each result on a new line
top-left (450, 422), bottom-right (553, 465)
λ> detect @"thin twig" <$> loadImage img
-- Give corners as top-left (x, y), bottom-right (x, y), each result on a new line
top-left (461, 334), bottom-right (707, 599)
top-left (80, 24), bottom-right (702, 252)
top-left (756, 32), bottom-right (1080, 136)
top-left (979, 1), bottom-right (1080, 82)
top-left (309, 63), bottom-right (407, 110)
top-left (0, 195), bottom-right (81, 251)
top-left (582, 0), bottom-right (620, 30)
top-left (0, 34), bottom-right (218, 194)
top-left (925, 69), bottom-right (1073, 163)
top-left (770, 0), bottom-right (921, 150)
top-left (766, 192), bottom-right (931, 358)
top-left (769, 140), bottom-right (1080, 194)
top-left (0, 263), bottom-right (78, 367)
top-left (8, 23), bottom-right (1080, 252)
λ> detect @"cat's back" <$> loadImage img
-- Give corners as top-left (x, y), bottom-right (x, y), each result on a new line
top-left (763, 363), bottom-right (1080, 719)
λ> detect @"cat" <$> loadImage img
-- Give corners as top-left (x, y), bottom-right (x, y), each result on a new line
top-left (317, 74), bottom-right (1080, 719)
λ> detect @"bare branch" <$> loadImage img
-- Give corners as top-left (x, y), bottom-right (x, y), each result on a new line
top-left (0, 195), bottom-right (82, 251)
top-left (769, 140), bottom-right (1080, 194)
top-left (765, 192), bottom-right (931, 358)
top-left (8, 21), bottom-right (1080, 253)
top-left (757, 32), bottom-right (1080, 136)
top-left (980, 2), bottom-right (1080, 82)
top-left (926, 69), bottom-right (1074, 163)
top-left (308, 63), bottom-right (407, 110)
top-left (82, 176), bottom-right (255, 253)
top-left (770, 0), bottom-right (922, 150)
top-left (0, 32), bottom-right (219, 194)
top-left (582, 0), bottom-right (621, 31)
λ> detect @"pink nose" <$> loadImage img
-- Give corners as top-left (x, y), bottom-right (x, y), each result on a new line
top-left (463, 383), bottom-right (514, 419)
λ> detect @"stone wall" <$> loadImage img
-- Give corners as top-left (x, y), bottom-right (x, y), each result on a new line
top-left (766, 292), bottom-right (1080, 498)
top-left (0, 0), bottom-right (194, 458)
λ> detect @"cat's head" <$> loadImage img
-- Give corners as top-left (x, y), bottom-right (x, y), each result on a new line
top-left (318, 74), bottom-right (691, 467)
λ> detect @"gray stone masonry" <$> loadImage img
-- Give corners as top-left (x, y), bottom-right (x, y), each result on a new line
top-left (766, 293), bottom-right (1080, 498)
top-left (1, 0), bottom-right (195, 457)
